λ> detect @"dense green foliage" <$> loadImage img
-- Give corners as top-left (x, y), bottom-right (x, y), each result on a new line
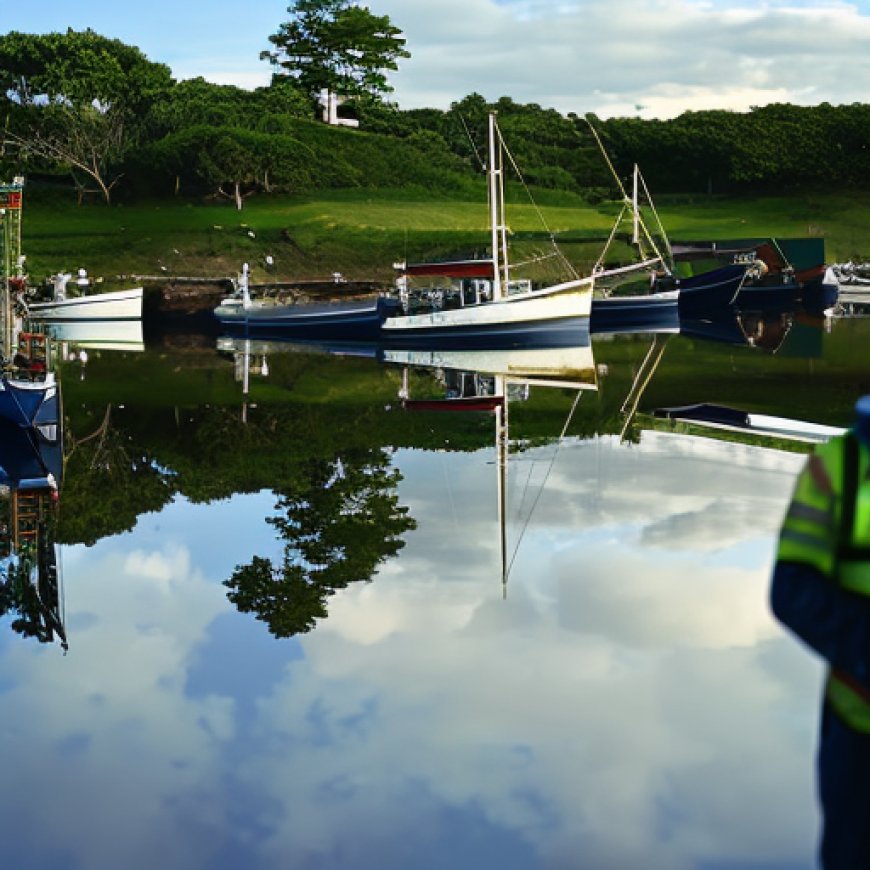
top-left (595, 103), bottom-right (870, 195)
top-left (0, 29), bottom-right (173, 202)
top-left (5, 27), bottom-right (870, 211)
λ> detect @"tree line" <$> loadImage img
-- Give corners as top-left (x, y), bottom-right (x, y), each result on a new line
top-left (1, 6), bottom-right (869, 207)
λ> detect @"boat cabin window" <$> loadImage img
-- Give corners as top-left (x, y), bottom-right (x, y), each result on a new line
top-left (462, 279), bottom-right (492, 306)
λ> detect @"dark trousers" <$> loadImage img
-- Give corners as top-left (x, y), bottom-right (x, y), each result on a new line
top-left (818, 701), bottom-right (870, 868)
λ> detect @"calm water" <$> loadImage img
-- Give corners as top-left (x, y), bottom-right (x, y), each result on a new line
top-left (2, 307), bottom-right (867, 870)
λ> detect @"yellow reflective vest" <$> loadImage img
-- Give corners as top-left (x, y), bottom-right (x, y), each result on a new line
top-left (776, 432), bottom-right (870, 732)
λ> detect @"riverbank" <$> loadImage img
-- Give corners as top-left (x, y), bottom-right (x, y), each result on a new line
top-left (21, 186), bottom-right (868, 297)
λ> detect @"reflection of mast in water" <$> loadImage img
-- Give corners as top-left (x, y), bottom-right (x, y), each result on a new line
top-left (387, 344), bottom-right (598, 595)
top-left (619, 332), bottom-right (671, 440)
top-left (231, 338), bottom-right (270, 423)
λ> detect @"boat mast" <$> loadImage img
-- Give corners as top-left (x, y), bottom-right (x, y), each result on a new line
top-left (632, 164), bottom-right (640, 246)
top-left (488, 113), bottom-right (506, 302)
top-left (495, 374), bottom-right (508, 597)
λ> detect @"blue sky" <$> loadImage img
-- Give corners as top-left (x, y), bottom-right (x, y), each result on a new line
top-left (5, 0), bottom-right (870, 117)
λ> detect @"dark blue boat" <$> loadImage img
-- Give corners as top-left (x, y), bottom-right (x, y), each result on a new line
top-left (592, 263), bottom-right (746, 333)
top-left (214, 294), bottom-right (401, 341)
top-left (0, 374), bottom-right (59, 430)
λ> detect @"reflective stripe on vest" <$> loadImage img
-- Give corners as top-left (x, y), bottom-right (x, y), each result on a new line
top-left (827, 668), bottom-right (870, 734)
top-left (818, 434), bottom-right (870, 730)
top-left (776, 447), bottom-right (841, 576)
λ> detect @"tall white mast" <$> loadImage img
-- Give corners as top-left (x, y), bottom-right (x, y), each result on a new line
top-left (488, 113), bottom-right (504, 302)
top-left (495, 374), bottom-right (508, 597)
top-left (631, 164), bottom-right (640, 246)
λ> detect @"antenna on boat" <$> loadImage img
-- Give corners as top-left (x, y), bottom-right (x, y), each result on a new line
top-left (239, 263), bottom-right (251, 309)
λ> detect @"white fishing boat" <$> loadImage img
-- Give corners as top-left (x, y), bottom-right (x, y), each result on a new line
top-left (26, 272), bottom-right (142, 321)
top-left (381, 114), bottom-right (607, 348)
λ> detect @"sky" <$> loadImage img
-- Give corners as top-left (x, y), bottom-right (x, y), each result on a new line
top-left (5, 0), bottom-right (870, 118)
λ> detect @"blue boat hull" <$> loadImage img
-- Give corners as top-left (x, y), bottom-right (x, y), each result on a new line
top-left (591, 294), bottom-right (679, 334)
top-left (675, 264), bottom-right (746, 317)
top-left (0, 377), bottom-right (58, 430)
top-left (378, 315), bottom-right (591, 350)
top-left (215, 296), bottom-right (400, 341)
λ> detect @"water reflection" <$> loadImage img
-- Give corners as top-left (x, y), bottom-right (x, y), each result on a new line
top-left (224, 447), bottom-right (416, 638)
top-left (0, 333), bottom-right (66, 650)
top-left (1, 303), bottom-right (862, 868)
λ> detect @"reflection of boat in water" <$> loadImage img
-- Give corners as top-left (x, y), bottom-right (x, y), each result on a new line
top-left (382, 345), bottom-right (597, 390)
top-left (40, 318), bottom-right (145, 352)
top-left (0, 357), bottom-right (66, 649)
top-left (387, 342), bottom-right (598, 592)
top-left (652, 403), bottom-right (846, 445)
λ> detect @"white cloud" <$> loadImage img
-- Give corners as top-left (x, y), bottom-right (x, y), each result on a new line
top-left (6, 0), bottom-right (869, 117)
top-left (375, 0), bottom-right (870, 116)
top-left (0, 433), bottom-right (823, 868)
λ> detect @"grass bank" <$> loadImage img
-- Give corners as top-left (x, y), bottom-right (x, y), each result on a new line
top-left (20, 186), bottom-right (869, 289)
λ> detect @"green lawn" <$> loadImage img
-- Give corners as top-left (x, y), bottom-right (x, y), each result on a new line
top-left (19, 186), bottom-right (869, 288)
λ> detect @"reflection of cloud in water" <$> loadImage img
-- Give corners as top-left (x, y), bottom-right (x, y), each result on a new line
top-left (513, 433), bottom-right (805, 554)
top-left (555, 547), bottom-right (776, 649)
top-left (0, 436), bottom-right (822, 869)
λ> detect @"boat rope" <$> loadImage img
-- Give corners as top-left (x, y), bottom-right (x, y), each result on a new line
top-left (509, 249), bottom-right (562, 270)
top-left (593, 203), bottom-right (629, 273)
top-left (495, 123), bottom-right (580, 281)
top-left (636, 167), bottom-right (674, 271)
top-left (57, 544), bottom-right (67, 653)
top-left (770, 237), bottom-right (793, 271)
top-left (458, 114), bottom-right (486, 171)
top-left (506, 389), bottom-right (585, 579)
top-left (583, 118), bottom-right (670, 274)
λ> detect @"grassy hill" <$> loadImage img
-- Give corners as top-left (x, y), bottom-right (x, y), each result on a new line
top-left (19, 184), bottom-right (867, 289)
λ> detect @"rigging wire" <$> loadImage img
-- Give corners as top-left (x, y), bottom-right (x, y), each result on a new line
top-left (583, 117), bottom-right (670, 273)
top-left (506, 389), bottom-right (585, 579)
top-left (458, 114), bottom-right (485, 172)
top-left (494, 122), bottom-right (580, 281)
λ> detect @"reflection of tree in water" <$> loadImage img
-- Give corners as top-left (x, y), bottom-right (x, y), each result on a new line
top-left (0, 504), bottom-right (68, 650)
top-left (225, 447), bottom-right (416, 638)
top-left (57, 404), bottom-right (175, 546)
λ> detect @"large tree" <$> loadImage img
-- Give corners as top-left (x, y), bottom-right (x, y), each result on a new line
top-left (0, 29), bottom-right (172, 203)
top-left (261, 0), bottom-right (409, 112)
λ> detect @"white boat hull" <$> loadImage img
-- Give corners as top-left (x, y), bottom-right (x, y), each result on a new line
top-left (27, 287), bottom-right (143, 321)
top-left (382, 280), bottom-right (593, 346)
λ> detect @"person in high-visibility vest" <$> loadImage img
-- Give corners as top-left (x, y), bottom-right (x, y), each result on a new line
top-left (771, 395), bottom-right (870, 869)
